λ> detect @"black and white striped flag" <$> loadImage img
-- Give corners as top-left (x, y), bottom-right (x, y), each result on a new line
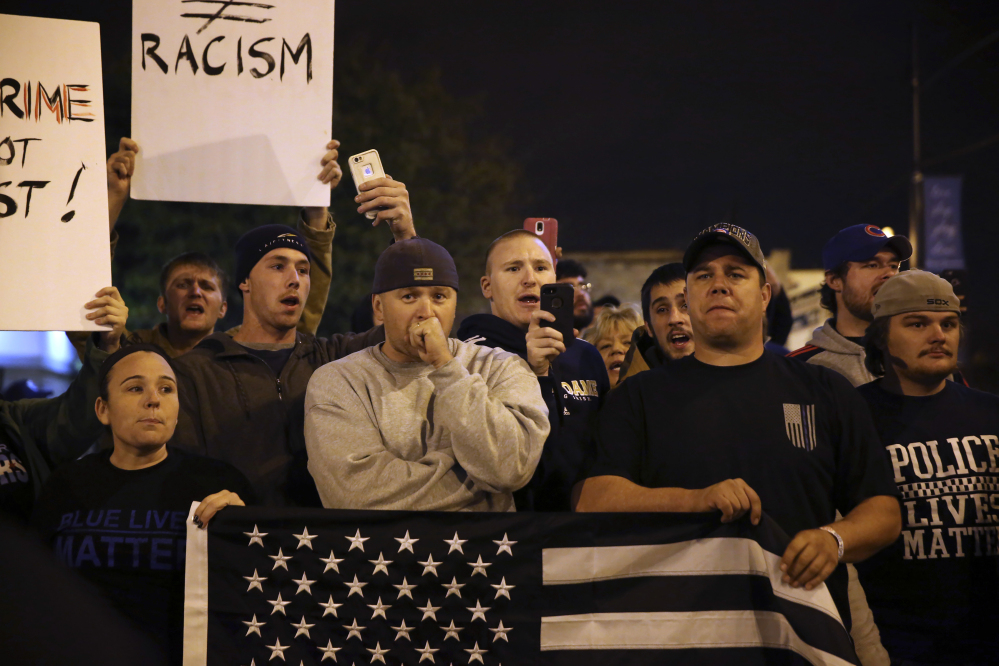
top-left (784, 403), bottom-right (818, 451)
top-left (183, 507), bottom-right (858, 665)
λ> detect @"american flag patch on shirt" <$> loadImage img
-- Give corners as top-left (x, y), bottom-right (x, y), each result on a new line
top-left (784, 403), bottom-right (818, 451)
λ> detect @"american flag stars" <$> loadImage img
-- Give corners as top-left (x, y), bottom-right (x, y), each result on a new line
top-left (234, 525), bottom-right (519, 664)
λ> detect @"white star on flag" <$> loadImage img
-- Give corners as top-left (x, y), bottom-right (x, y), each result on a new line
top-left (319, 595), bottom-right (342, 617)
top-left (391, 619), bottom-right (413, 641)
top-left (243, 569), bottom-right (266, 593)
top-left (393, 577), bottom-right (416, 599)
top-left (490, 577), bottom-right (515, 600)
top-left (319, 550), bottom-right (344, 574)
top-left (443, 576), bottom-right (465, 598)
top-left (346, 574), bottom-right (367, 598)
top-left (493, 533), bottom-right (516, 556)
top-left (369, 552), bottom-right (393, 575)
top-left (242, 614), bottom-right (264, 637)
top-left (469, 555), bottom-right (492, 576)
top-left (292, 527), bottom-right (317, 550)
top-left (489, 620), bottom-right (512, 642)
top-left (244, 525), bottom-right (267, 547)
top-left (318, 640), bottom-right (341, 662)
top-left (267, 593), bottom-right (290, 615)
top-left (265, 637), bottom-right (289, 661)
top-left (418, 554), bottom-right (440, 577)
top-left (268, 548), bottom-right (291, 571)
top-left (465, 641), bottom-right (487, 663)
top-left (418, 599), bottom-right (440, 621)
top-left (291, 615), bottom-right (314, 639)
top-left (345, 618), bottom-right (365, 641)
top-left (345, 529), bottom-right (369, 552)
top-left (441, 620), bottom-right (462, 641)
top-left (367, 596), bottom-right (391, 619)
top-left (292, 573), bottom-right (315, 595)
top-left (416, 642), bottom-right (439, 663)
top-left (394, 530), bottom-right (419, 552)
top-left (367, 642), bottom-right (389, 663)
top-left (444, 532), bottom-right (467, 554)
top-left (468, 600), bottom-right (491, 622)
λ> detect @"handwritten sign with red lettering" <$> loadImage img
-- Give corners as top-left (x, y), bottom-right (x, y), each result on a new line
top-left (0, 14), bottom-right (111, 331)
top-left (130, 0), bottom-right (335, 206)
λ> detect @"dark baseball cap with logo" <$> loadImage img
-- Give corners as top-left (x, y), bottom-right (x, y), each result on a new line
top-left (372, 238), bottom-right (460, 294)
top-left (683, 223), bottom-right (767, 274)
top-left (234, 224), bottom-right (313, 289)
top-left (822, 224), bottom-right (912, 271)
top-left (871, 270), bottom-right (961, 319)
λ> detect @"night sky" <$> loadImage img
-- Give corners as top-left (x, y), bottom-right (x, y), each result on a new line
top-left (8, 1), bottom-right (999, 363)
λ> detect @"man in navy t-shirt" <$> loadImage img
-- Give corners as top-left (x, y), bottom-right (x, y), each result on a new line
top-left (856, 270), bottom-right (999, 664)
top-left (577, 223), bottom-right (901, 629)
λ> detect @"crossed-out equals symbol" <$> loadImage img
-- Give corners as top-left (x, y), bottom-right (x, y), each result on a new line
top-left (181, 0), bottom-right (275, 35)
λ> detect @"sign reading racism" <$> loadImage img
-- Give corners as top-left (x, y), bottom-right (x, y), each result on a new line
top-left (0, 14), bottom-right (111, 331)
top-left (130, 0), bottom-right (335, 207)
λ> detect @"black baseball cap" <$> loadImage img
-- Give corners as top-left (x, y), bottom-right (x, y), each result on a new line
top-left (822, 225), bottom-right (912, 271)
top-left (683, 223), bottom-right (767, 274)
top-left (372, 238), bottom-right (460, 294)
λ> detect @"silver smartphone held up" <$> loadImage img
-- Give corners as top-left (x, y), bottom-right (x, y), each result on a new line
top-left (349, 149), bottom-right (386, 220)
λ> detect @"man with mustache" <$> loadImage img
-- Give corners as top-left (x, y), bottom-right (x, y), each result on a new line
top-left (788, 224), bottom-right (911, 386)
top-left (578, 223), bottom-right (901, 640)
top-left (456, 230), bottom-right (609, 511)
top-left (618, 263), bottom-right (694, 381)
top-left (169, 180), bottom-right (417, 507)
top-left (855, 270), bottom-right (998, 664)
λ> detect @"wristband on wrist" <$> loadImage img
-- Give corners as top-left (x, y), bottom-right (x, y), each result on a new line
top-left (820, 526), bottom-right (844, 561)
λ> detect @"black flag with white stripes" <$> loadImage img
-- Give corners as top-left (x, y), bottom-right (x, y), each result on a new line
top-left (183, 507), bottom-right (859, 666)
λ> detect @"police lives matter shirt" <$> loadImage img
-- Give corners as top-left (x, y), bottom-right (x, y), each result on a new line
top-left (30, 448), bottom-right (253, 664)
top-left (586, 351), bottom-right (899, 627)
top-left (856, 380), bottom-right (999, 663)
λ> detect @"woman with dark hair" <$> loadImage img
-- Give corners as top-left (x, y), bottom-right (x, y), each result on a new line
top-left (31, 344), bottom-right (253, 666)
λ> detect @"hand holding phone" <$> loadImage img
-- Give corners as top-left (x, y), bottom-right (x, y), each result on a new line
top-left (540, 283), bottom-right (575, 347)
top-left (349, 150), bottom-right (386, 220)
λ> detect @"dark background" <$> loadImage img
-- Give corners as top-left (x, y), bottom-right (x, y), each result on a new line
top-left (8, 1), bottom-right (999, 387)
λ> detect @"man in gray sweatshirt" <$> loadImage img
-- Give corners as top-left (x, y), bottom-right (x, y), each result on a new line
top-left (788, 224), bottom-right (911, 385)
top-left (304, 239), bottom-right (549, 512)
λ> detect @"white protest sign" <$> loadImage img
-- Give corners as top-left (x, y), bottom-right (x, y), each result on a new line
top-left (131, 0), bottom-right (334, 206)
top-left (0, 14), bottom-right (111, 331)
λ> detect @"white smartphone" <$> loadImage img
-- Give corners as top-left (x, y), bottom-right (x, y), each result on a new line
top-left (349, 149), bottom-right (386, 220)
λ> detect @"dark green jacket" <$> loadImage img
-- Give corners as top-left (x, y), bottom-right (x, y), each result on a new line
top-left (170, 327), bottom-right (384, 508)
top-left (0, 337), bottom-right (108, 524)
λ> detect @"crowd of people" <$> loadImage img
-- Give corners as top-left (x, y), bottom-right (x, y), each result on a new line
top-left (0, 134), bottom-right (995, 666)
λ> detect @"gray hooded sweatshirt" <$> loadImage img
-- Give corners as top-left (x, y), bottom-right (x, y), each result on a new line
top-left (304, 339), bottom-right (549, 512)
top-left (791, 319), bottom-right (874, 387)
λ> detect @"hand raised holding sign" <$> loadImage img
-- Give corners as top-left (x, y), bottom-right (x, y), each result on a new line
top-left (303, 139), bottom-right (342, 229)
top-left (107, 137), bottom-right (139, 232)
top-left (355, 177), bottom-right (416, 242)
top-left (84, 286), bottom-right (129, 353)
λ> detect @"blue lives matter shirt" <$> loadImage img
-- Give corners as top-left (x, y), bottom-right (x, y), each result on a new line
top-left (856, 380), bottom-right (999, 664)
top-left (30, 447), bottom-right (253, 665)
top-left (585, 351), bottom-right (900, 628)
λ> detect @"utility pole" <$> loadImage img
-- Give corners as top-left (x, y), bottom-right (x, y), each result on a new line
top-left (909, 23), bottom-right (924, 268)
